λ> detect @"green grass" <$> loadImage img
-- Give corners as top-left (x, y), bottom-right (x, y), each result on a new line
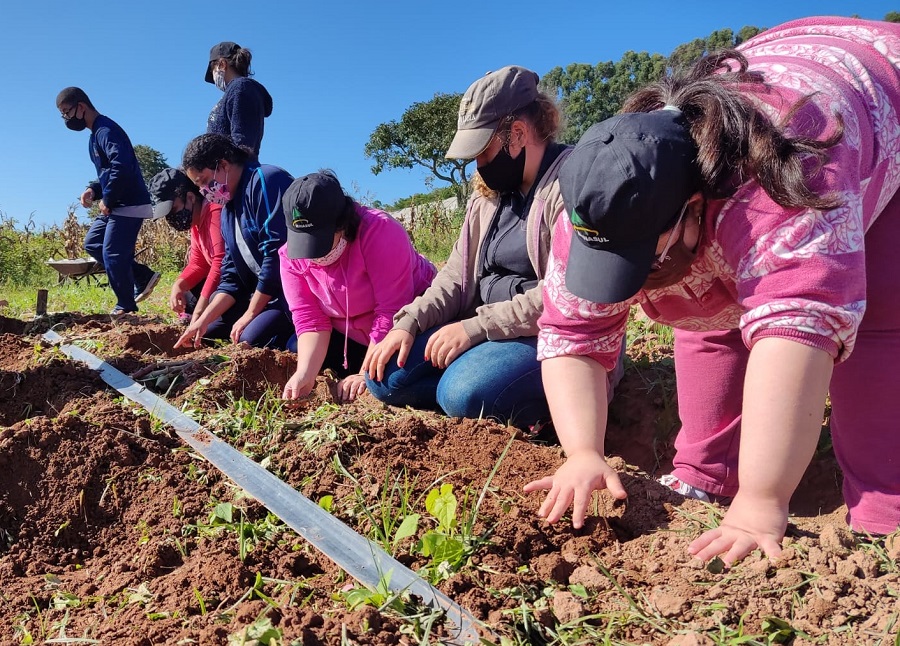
top-left (2, 271), bottom-right (178, 319)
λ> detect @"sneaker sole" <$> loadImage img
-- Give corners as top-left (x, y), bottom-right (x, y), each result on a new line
top-left (135, 272), bottom-right (161, 303)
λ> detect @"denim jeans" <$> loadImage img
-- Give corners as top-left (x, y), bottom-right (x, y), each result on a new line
top-left (365, 326), bottom-right (548, 429)
top-left (84, 214), bottom-right (154, 312)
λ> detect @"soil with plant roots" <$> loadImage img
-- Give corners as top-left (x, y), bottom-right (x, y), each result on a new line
top-left (0, 313), bottom-right (897, 645)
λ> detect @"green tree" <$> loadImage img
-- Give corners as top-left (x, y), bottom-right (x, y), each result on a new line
top-left (541, 26), bottom-right (763, 144)
top-left (364, 92), bottom-right (472, 200)
top-left (885, 11), bottom-right (900, 23)
top-left (541, 52), bottom-right (668, 144)
top-left (133, 144), bottom-right (169, 185)
top-left (668, 26), bottom-right (763, 69)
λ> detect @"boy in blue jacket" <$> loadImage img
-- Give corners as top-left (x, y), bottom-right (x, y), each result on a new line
top-left (56, 87), bottom-right (160, 314)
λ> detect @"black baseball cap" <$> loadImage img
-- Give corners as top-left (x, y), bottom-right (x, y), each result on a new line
top-left (282, 173), bottom-right (347, 260)
top-left (205, 41), bottom-right (240, 83)
top-left (561, 109), bottom-right (701, 304)
top-left (148, 168), bottom-right (189, 219)
top-left (446, 66), bottom-right (540, 159)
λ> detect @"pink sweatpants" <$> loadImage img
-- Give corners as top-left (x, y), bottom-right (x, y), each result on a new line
top-left (671, 190), bottom-right (900, 535)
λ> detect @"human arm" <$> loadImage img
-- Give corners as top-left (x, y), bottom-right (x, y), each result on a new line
top-left (523, 355), bottom-right (627, 528)
top-left (174, 291), bottom-right (236, 348)
top-left (283, 330), bottom-right (331, 399)
top-left (230, 290), bottom-right (272, 344)
top-left (689, 337), bottom-right (833, 564)
top-left (247, 166), bottom-right (291, 297)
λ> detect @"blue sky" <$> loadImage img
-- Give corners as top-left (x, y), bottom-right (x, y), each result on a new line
top-left (1, 0), bottom-right (894, 228)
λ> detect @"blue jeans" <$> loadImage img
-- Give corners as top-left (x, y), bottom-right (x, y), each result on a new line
top-left (84, 214), bottom-right (155, 312)
top-left (365, 326), bottom-right (548, 429)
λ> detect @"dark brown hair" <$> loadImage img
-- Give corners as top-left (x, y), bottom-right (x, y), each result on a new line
top-left (225, 47), bottom-right (253, 77)
top-left (182, 133), bottom-right (251, 172)
top-left (318, 169), bottom-right (361, 242)
top-left (622, 50), bottom-right (844, 211)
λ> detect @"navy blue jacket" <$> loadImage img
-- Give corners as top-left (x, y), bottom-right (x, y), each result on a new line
top-left (215, 163), bottom-right (293, 303)
top-left (88, 115), bottom-right (151, 208)
top-left (207, 77), bottom-right (273, 157)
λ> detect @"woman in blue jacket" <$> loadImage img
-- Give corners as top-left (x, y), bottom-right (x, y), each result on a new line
top-left (175, 134), bottom-right (293, 349)
top-left (205, 42), bottom-right (273, 158)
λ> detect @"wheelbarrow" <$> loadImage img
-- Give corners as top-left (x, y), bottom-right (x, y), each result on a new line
top-left (46, 258), bottom-right (106, 286)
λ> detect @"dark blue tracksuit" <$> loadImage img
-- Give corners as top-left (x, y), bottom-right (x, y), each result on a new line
top-left (207, 77), bottom-right (273, 158)
top-left (82, 114), bottom-right (155, 311)
top-left (210, 163), bottom-right (294, 348)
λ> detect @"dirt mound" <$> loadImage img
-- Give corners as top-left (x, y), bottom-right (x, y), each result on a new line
top-left (0, 313), bottom-right (894, 645)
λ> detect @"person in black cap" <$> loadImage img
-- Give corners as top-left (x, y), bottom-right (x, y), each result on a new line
top-left (56, 86), bottom-right (160, 314)
top-left (525, 17), bottom-right (900, 567)
top-left (279, 171), bottom-right (436, 403)
top-left (148, 168), bottom-right (228, 329)
top-left (205, 41), bottom-right (272, 158)
top-left (174, 133), bottom-right (294, 349)
top-left (363, 66), bottom-right (625, 430)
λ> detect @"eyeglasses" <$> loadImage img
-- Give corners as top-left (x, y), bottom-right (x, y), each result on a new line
top-left (651, 201), bottom-right (689, 270)
top-left (60, 104), bottom-right (79, 120)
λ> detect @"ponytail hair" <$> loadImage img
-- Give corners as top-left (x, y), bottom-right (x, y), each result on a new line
top-left (622, 50), bottom-right (844, 211)
top-left (226, 47), bottom-right (253, 77)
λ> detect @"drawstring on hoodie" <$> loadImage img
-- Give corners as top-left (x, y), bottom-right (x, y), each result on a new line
top-left (341, 262), bottom-right (349, 370)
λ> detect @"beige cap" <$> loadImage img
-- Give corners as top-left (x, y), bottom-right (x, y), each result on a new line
top-left (446, 65), bottom-right (540, 159)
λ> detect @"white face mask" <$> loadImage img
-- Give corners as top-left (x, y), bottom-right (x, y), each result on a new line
top-left (309, 236), bottom-right (348, 266)
top-left (213, 67), bottom-right (227, 92)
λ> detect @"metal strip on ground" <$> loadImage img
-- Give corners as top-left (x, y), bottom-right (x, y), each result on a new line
top-left (43, 330), bottom-right (485, 645)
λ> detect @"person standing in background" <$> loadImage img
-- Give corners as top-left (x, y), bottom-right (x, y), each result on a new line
top-left (56, 87), bottom-right (160, 314)
top-left (205, 41), bottom-right (272, 158)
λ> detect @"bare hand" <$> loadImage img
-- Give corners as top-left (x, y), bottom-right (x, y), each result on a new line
top-left (230, 312), bottom-right (255, 344)
top-left (688, 493), bottom-right (787, 566)
top-left (424, 322), bottom-right (472, 369)
top-left (363, 329), bottom-right (415, 382)
top-left (524, 450), bottom-right (627, 529)
top-left (99, 199), bottom-right (111, 216)
top-left (169, 288), bottom-right (187, 314)
top-left (336, 374), bottom-right (367, 403)
top-left (174, 319), bottom-right (208, 348)
top-left (80, 188), bottom-right (94, 209)
top-left (283, 371), bottom-right (315, 400)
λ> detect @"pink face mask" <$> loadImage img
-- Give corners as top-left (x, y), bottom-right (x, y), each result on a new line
top-left (309, 235), bottom-right (348, 266)
top-left (200, 164), bottom-right (231, 205)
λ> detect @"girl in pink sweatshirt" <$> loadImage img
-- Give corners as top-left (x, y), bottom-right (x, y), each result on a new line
top-left (529, 17), bottom-right (900, 565)
top-left (279, 172), bottom-right (436, 402)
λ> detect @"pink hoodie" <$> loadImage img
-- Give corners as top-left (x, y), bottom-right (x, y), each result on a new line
top-left (538, 18), bottom-right (900, 370)
top-left (279, 205), bottom-right (436, 347)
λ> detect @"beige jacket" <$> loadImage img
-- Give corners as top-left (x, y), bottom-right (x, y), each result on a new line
top-left (392, 147), bottom-right (572, 344)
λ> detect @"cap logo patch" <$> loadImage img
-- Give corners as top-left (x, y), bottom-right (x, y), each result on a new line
top-left (570, 210), bottom-right (609, 244)
top-left (291, 207), bottom-right (313, 229)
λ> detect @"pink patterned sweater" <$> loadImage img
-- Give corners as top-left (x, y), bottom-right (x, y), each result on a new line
top-left (538, 17), bottom-right (900, 370)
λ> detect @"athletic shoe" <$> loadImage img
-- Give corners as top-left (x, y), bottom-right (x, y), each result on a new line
top-left (658, 474), bottom-right (712, 503)
top-left (135, 272), bottom-right (161, 303)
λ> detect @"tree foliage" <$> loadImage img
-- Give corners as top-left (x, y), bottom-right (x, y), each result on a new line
top-left (540, 52), bottom-right (668, 144)
top-left (133, 144), bottom-right (169, 185)
top-left (541, 25), bottom-right (763, 144)
top-left (364, 93), bottom-right (472, 199)
top-left (885, 11), bottom-right (900, 23)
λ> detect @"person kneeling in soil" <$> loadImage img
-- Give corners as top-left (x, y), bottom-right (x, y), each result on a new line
top-left (526, 17), bottom-right (900, 565)
top-left (364, 66), bottom-right (623, 430)
top-left (280, 172), bottom-right (436, 403)
top-left (148, 168), bottom-right (228, 332)
top-left (175, 134), bottom-right (294, 349)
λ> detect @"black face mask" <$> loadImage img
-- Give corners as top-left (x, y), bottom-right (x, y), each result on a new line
top-left (65, 115), bottom-right (87, 132)
top-left (477, 144), bottom-right (526, 194)
top-left (166, 207), bottom-right (194, 232)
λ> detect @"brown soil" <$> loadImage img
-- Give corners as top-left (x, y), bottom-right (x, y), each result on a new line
top-left (0, 314), bottom-right (896, 645)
